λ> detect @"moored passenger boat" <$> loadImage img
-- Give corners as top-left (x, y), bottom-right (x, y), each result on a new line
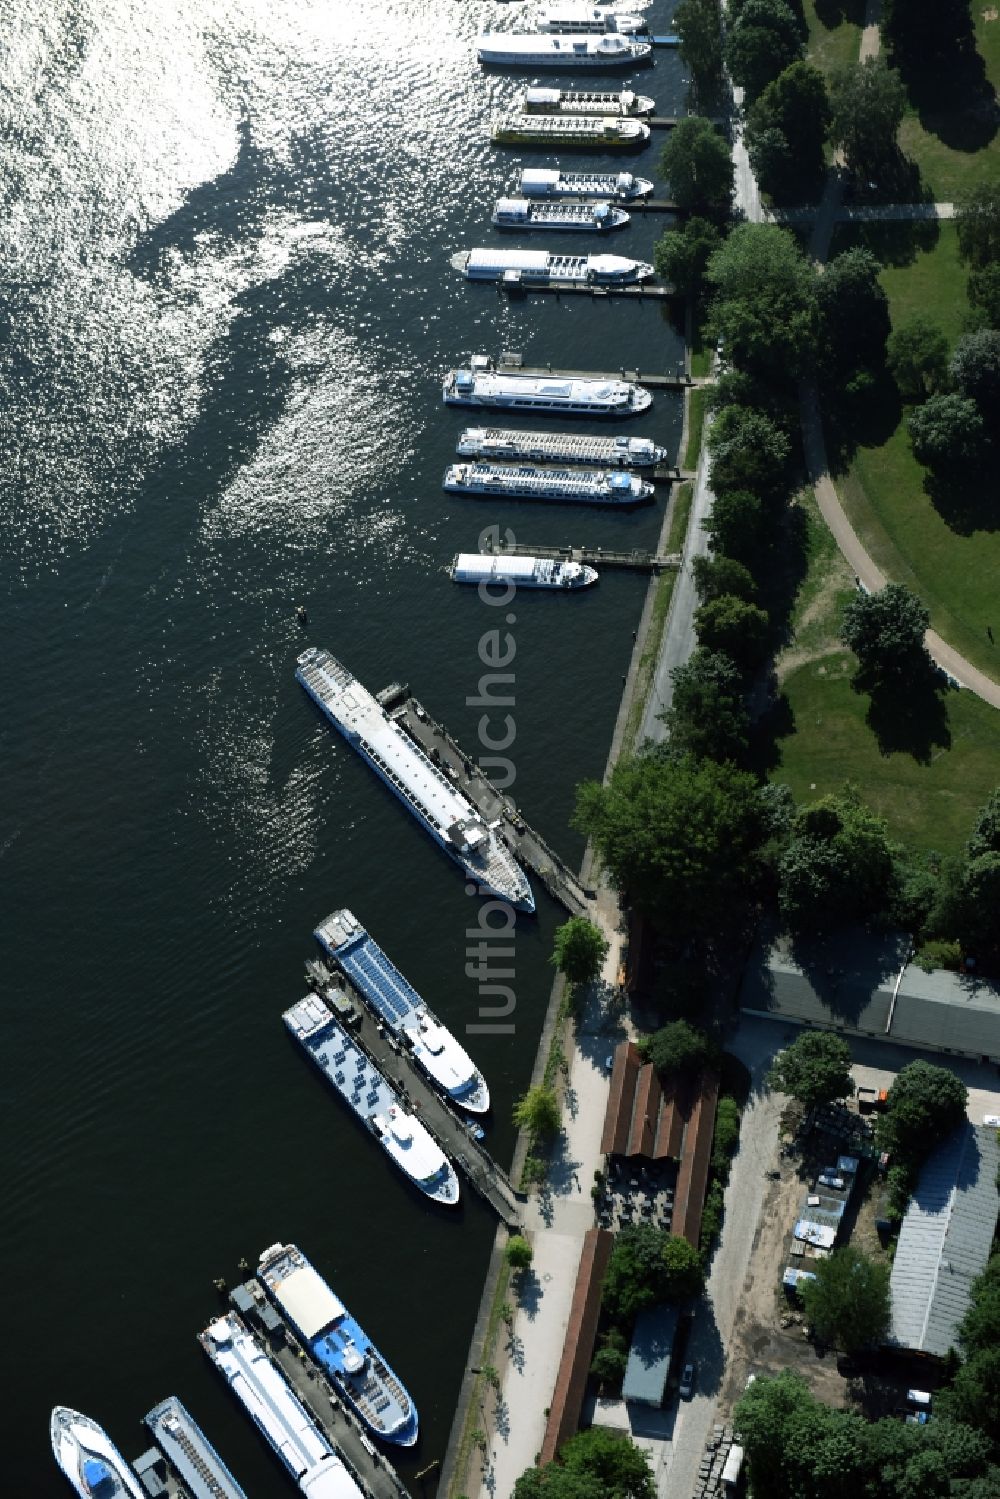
top-left (516, 166), bottom-right (655, 199)
top-left (444, 461), bottom-right (654, 504)
top-left (443, 356), bottom-right (652, 415)
top-left (449, 553), bottom-right (599, 588)
top-left (51, 1409), bottom-right (147, 1499)
top-left (492, 196), bottom-right (629, 231)
top-left (535, 5), bottom-right (649, 34)
top-left (452, 247), bottom-right (654, 285)
top-left (457, 426), bottom-right (668, 467)
top-left (477, 32), bottom-right (653, 67)
top-left (491, 113), bottom-right (650, 147)
top-left (519, 86), bottom-right (655, 115)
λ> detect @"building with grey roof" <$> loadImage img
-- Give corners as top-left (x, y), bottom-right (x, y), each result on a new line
top-left (622, 1303), bottom-right (680, 1407)
top-left (740, 932), bottom-right (1000, 1063)
top-left (888, 1123), bottom-right (1000, 1357)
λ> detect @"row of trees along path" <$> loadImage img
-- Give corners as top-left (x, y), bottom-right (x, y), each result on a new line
top-left (797, 0), bottom-right (1000, 708)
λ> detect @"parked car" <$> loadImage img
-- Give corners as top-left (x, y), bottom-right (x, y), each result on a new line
top-left (817, 1171), bottom-right (846, 1191)
top-left (679, 1363), bottom-right (696, 1399)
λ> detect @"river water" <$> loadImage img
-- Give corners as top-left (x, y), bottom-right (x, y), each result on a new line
top-left (0, 0), bottom-right (685, 1489)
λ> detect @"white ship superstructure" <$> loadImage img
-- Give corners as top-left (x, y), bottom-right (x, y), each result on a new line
top-left (199, 1313), bottom-right (364, 1499)
top-left (144, 1397), bottom-right (248, 1499)
top-left (520, 86), bottom-right (655, 114)
top-left (517, 166), bottom-right (655, 199)
top-left (453, 248), bottom-right (654, 285)
top-left (443, 357), bottom-right (652, 415)
top-left (284, 993), bottom-right (461, 1204)
top-left (457, 427), bottom-right (668, 467)
top-left (445, 461), bottom-right (653, 504)
top-left (450, 554), bottom-right (599, 588)
top-left (296, 647), bottom-right (533, 910)
top-left (477, 32), bottom-right (653, 66)
top-left (491, 113), bottom-right (650, 147)
top-left (493, 196), bottom-right (629, 231)
top-left (535, 5), bottom-right (648, 34)
top-left (51, 1408), bottom-right (147, 1499)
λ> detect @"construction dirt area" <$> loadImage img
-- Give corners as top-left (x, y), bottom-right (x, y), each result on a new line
top-left (716, 1098), bottom-right (891, 1419)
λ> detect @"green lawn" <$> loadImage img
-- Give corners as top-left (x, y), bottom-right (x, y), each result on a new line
top-left (827, 225), bottom-right (1000, 681)
top-left (684, 387), bottom-right (708, 470)
top-left (771, 497), bottom-right (1000, 855)
top-left (896, 8), bottom-right (1000, 198)
top-left (802, 0), bottom-right (863, 79)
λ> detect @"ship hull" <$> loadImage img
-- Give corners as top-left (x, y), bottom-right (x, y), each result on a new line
top-left (445, 477), bottom-right (649, 504)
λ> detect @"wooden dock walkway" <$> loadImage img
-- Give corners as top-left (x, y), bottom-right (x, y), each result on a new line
top-left (227, 1281), bottom-right (414, 1499)
top-left (485, 542), bottom-right (681, 574)
top-left (495, 358), bottom-right (706, 391)
top-left (303, 958), bottom-right (522, 1228)
top-left (387, 691), bottom-right (597, 918)
top-left (501, 279), bottom-right (680, 302)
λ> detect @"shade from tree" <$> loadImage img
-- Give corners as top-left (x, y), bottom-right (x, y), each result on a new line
top-left (590, 1344), bottom-right (628, 1391)
top-left (573, 753), bottom-right (766, 941)
top-left (968, 263), bottom-right (1000, 329)
top-left (816, 248), bottom-right (891, 374)
top-left (839, 582), bottom-right (931, 685)
top-left (956, 180), bottom-right (1000, 270)
top-left (661, 1237), bottom-right (706, 1300)
top-left (692, 554), bottom-right (758, 606)
top-left (694, 594), bottom-right (771, 674)
top-left (886, 316), bottom-right (950, 402)
top-left (767, 1030), bottom-right (853, 1108)
top-left (908, 392), bottom-right (986, 470)
top-left (653, 216), bottom-right (721, 300)
top-left (661, 647), bottom-right (752, 764)
top-left (876, 1059), bottom-right (968, 1164)
top-left (801, 1246), bottom-right (891, 1351)
top-left (950, 328), bottom-right (1000, 416)
top-left (706, 224), bottom-right (819, 379)
top-left (551, 916), bottom-right (609, 986)
top-left (724, 0), bottom-right (805, 103)
top-left (745, 62), bottom-right (829, 200)
top-left (829, 57), bottom-right (907, 176)
top-left (704, 488), bottom-right (768, 568)
top-left (659, 117), bottom-right (734, 218)
top-left (674, 0), bottom-right (723, 93)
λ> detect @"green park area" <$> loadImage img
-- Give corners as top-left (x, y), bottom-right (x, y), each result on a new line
top-left (801, 0), bottom-right (863, 80)
top-left (896, 8), bottom-right (1000, 197)
top-left (772, 495), bottom-right (1000, 855)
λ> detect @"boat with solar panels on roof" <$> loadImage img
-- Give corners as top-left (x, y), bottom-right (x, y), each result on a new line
top-left (313, 907), bottom-right (489, 1112)
top-left (50, 1408), bottom-right (146, 1499)
top-left (296, 646), bottom-right (533, 912)
top-left (144, 1396), bottom-right (248, 1499)
top-left (258, 1242), bottom-right (418, 1446)
top-left (283, 991), bottom-right (461, 1204)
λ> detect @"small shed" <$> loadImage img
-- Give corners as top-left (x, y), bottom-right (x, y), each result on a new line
top-left (622, 1303), bottom-right (680, 1407)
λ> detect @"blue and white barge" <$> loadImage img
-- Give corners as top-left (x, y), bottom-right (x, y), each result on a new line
top-left (314, 908), bottom-right (489, 1113)
top-left (296, 648), bottom-right (533, 912)
top-left (199, 1312), bottom-right (364, 1499)
top-left (283, 992), bottom-right (461, 1205)
top-left (258, 1243), bottom-right (418, 1446)
top-left (145, 1397), bottom-right (247, 1499)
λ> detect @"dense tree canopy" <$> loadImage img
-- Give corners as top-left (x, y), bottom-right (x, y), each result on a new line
top-left (829, 58), bottom-right (907, 175)
top-left (704, 489), bottom-right (768, 567)
top-left (574, 753), bottom-right (766, 941)
top-left (886, 316), bottom-right (950, 402)
top-left (692, 554), bottom-right (758, 606)
top-left (968, 263), bottom-right (1000, 329)
top-left (641, 1019), bottom-right (718, 1079)
top-left (950, 328), bottom-right (1000, 415)
top-left (694, 594), bottom-right (771, 674)
top-left (725, 0), bottom-right (805, 103)
top-left (816, 248), bottom-right (891, 374)
top-left (653, 216), bottom-right (722, 300)
top-left (514, 1428), bottom-right (655, 1499)
top-left (767, 1030), bottom-right (853, 1108)
top-left (956, 180), bottom-right (1000, 269)
top-left (551, 916), bottom-right (609, 986)
top-left (661, 1237), bottom-right (706, 1299)
top-left (513, 1084), bottom-right (561, 1138)
top-left (674, 0), bottom-right (723, 92)
top-left (801, 1247), bottom-right (891, 1351)
top-left (876, 1060), bottom-right (968, 1163)
top-left (505, 1235), bottom-right (533, 1270)
top-left (745, 62), bottom-right (829, 199)
top-left (601, 1225), bottom-right (673, 1322)
top-left (661, 647), bottom-right (752, 764)
top-left (839, 582), bottom-right (931, 685)
top-left (706, 224), bottom-right (819, 378)
top-left (707, 403), bottom-right (793, 500)
top-left (908, 392), bottom-right (986, 469)
top-left (777, 787), bottom-right (896, 929)
top-left (659, 117), bottom-right (734, 218)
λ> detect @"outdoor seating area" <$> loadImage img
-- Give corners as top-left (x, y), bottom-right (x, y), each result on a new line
top-left (594, 1157), bottom-right (677, 1232)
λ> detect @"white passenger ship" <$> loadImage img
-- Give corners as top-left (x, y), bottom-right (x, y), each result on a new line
top-left (445, 461), bottom-right (654, 504)
top-left (296, 647), bottom-right (533, 910)
top-left (493, 196), bottom-right (629, 231)
top-left (443, 356), bottom-right (652, 415)
top-left (450, 554), bottom-right (599, 589)
top-left (452, 248), bottom-right (654, 285)
top-left (457, 427), bottom-right (667, 467)
top-left (477, 32), bottom-right (653, 66)
top-left (519, 86), bottom-right (655, 115)
top-left (516, 166), bottom-right (655, 199)
top-left (535, 5), bottom-right (648, 34)
top-left (491, 113), bottom-right (650, 147)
